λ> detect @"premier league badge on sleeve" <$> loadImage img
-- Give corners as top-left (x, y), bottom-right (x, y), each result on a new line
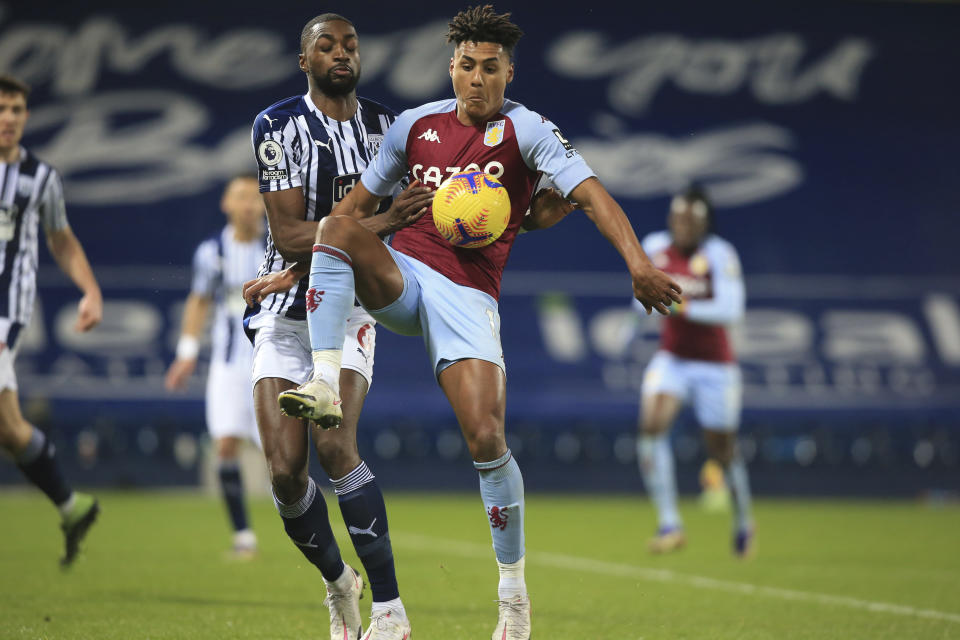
top-left (484, 120), bottom-right (505, 147)
top-left (258, 140), bottom-right (284, 167)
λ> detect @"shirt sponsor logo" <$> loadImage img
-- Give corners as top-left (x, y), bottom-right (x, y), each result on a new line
top-left (261, 168), bottom-right (287, 181)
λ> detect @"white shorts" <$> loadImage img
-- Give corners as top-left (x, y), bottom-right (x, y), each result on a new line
top-left (205, 359), bottom-right (260, 446)
top-left (0, 343), bottom-right (18, 392)
top-left (249, 308), bottom-right (376, 388)
top-left (641, 350), bottom-right (742, 431)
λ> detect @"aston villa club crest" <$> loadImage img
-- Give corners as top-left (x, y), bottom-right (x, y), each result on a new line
top-left (484, 120), bottom-right (505, 147)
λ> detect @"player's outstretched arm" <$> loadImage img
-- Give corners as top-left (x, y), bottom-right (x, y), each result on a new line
top-left (569, 177), bottom-right (682, 315)
top-left (164, 293), bottom-right (211, 391)
top-left (46, 227), bottom-right (102, 332)
top-left (334, 179), bottom-right (433, 238)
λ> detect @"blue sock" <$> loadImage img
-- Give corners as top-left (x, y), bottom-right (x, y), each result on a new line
top-left (15, 427), bottom-right (72, 507)
top-left (333, 461), bottom-right (399, 602)
top-left (637, 434), bottom-right (682, 530)
top-left (275, 477), bottom-right (344, 581)
top-left (476, 450), bottom-right (525, 564)
top-left (307, 245), bottom-right (356, 352)
top-left (725, 456), bottom-right (754, 532)
top-left (217, 461), bottom-right (249, 533)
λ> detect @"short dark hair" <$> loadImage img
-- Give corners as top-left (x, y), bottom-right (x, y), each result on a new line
top-left (300, 13), bottom-right (355, 53)
top-left (0, 75), bottom-right (31, 104)
top-left (447, 5), bottom-right (524, 58)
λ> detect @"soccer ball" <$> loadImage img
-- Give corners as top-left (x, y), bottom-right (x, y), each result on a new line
top-left (432, 171), bottom-right (511, 249)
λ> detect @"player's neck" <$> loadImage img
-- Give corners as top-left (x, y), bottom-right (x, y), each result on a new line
top-left (455, 103), bottom-right (503, 127)
top-left (0, 145), bottom-right (21, 164)
top-left (309, 89), bottom-right (358, 122)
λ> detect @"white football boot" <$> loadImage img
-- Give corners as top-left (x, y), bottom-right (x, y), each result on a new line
top-left (361, 608), bottom-right (411, 640)
top-left (278, 377), bottom-right (342, 429)
top-left (491, 594), bottom-right (531, 640)
top-left (324, 565), bottom-right (365, 640)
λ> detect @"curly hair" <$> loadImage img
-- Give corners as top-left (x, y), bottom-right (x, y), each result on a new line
top-left (446, 5), bottom-right (524, 57)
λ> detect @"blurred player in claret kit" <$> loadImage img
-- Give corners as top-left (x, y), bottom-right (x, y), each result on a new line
top-left (165, 174), bottom-right (265, 559)
top-left (244, 6), bottom-right (681, 638)
top-left (244, 12), bottom-right (436, 640)
top-left (633, 186), bottom-right (755, 557)
top-left (0, 74), bottom-right (103, 567)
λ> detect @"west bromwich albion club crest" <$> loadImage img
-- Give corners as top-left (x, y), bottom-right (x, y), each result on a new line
top-left (484, 120), bottom-right (505, 147)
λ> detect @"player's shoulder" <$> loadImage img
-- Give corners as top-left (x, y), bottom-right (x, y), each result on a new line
top-left (358, 96), bottom-right (397, 118)
top-left (195, 228), bottom-right (227, 258)
top-left (18, 148), bottom-right (55, 177)
top-left (395, 99), bottom-right (457, 127)
top-left (254, 95), bottom-right (305, 130)
top-left (642, 230), bottom-right (672, 252)
top-left (703, 234), bottom-right (739, 259)
top-left (501, 99), bottom-right (555, 133)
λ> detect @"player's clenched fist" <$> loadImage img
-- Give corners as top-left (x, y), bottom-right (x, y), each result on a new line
top-left (631, 264), bottom-right (683, 315)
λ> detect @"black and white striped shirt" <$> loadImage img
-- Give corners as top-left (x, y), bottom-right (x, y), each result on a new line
top-left (250, 94), bottom-right (396, 320)
top-left (191, 225), bottom-right (265, 364)
top-left (0, 147), bottom-right (69, 347)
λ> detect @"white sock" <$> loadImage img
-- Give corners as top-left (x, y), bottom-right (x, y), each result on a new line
top-left (371, 598), bottom-right (406, 619)
top-left (57, 492), bottom-right (76, 518)
top-left (311, 349), bottom-right (342, 388)
top-left (497, 557), bottom-right (527, 600)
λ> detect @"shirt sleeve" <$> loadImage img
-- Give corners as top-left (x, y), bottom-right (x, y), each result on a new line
top-left (684, 240), bottom-right (746, 325)
top-left (252, 111), bottom-right (304, 193)
top-left (38, 168), bottom-right (69, 233)
top-left (190, 240), bottom-right (219, 298)
top-left (511, 105), bottom-right (596, 198)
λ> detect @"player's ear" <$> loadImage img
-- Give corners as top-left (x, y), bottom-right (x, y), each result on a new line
top-left (506, 62), bottom-right (514, 84)
top-left (298, 53), bottom-right (308, 74)
top-left (449, 56), bottom-right (455, 78)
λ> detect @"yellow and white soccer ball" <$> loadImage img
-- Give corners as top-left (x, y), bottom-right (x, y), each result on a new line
top-left (432, 171), bottom-right (511, 249)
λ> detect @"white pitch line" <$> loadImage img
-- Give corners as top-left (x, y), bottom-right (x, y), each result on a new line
top-left (395, 533), bottom-right (960, 625)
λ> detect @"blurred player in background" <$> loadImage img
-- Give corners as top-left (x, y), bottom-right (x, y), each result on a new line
top-left (0, 74), bottom-right (102, 567)
top-left (633, 185), bottom-right (754, 557)
top-left (165, 174), bottom-right (265, 558)
top-left (244, 14), bottom-right (432, 640)
top-left (245, 7), bottom-right (681, 639)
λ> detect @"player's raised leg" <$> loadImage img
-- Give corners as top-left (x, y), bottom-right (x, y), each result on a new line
top-left (255, 377), bottom-right (363, 640)
top-left (637, 390), bottom-right (686, 554)
top-left (279, 215), bottom-right (404, 425)
top-left (314, 366), bottom-right (410, 639)
top-left (439, 359), bottom-right (530, 640)
top-left (0, 388), bottom-right (99, 567)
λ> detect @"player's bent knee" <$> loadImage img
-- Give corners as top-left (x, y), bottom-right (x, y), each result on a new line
top-left (268, 467), bottom-right (309, 504)
top-left (464, 428), bottom-right (506, 463)
top-left (317, 214), bottom-right (365, 250)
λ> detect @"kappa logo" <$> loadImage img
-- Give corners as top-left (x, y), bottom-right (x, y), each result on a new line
top-left (293, 533), bottom-right (319, 548)
top-left (314, 138), bottom-right (333, 153)
top-left (417, 128), bottom-right (441, 143)
top-left (487, 505), bottom-right (510, 531)
top-left (306, 288), bottom-right (325, 312)
top-left (262, 114), bottom-right (278, 128)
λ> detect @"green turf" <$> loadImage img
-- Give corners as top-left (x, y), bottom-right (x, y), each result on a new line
top-left (1, 491), bottom-right (958, 639)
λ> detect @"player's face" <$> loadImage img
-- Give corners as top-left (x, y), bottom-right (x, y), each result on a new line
top-left (450, 41), bottom-right (514, 125)
top-left (0, 92), bottom-right (28, 152)
top-left (221, 178), bottom-right (264, 233)
top-left (668, 198), bottom-right (709, 252)
top-left (299, 20), bottom-right (361, 97)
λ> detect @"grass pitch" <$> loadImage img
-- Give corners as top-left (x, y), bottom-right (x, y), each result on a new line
top-left (1, 491), bottom-right (958, 639)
